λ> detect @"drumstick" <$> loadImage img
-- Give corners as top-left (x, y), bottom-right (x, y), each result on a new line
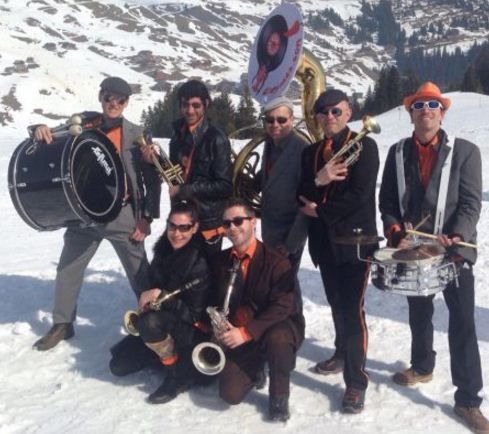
top-left (413, 214), bottom-right (431, 230)
top-left (405, 229), bottom-right (478, 249)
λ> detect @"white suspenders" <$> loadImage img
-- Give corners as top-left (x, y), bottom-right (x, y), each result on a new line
top-left (395, 136), bottom-right (454, 235)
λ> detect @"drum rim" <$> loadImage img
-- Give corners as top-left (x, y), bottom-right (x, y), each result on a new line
top-left (8, 139), bottom-right (49, 231)
top-left (67, 131), bottom-right (124, 221)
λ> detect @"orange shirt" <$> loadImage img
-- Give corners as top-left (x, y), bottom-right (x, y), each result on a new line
top-left (230, 237), bottom-right (258, 341)
top-left (231, 237), bottom-right (258, 281)
top-left (415, 134), bottom-right (439, 189)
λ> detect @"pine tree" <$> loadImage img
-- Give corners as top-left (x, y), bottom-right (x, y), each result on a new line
top-left (207, 91), bottom-right (236, 135)
top-left (234, 85), bottom-right (258, 137)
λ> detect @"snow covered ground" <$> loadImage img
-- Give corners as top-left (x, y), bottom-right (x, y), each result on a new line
top-left (1, 92), bottom-right (489, 433)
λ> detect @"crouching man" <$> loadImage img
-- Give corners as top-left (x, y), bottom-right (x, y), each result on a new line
top-left (211, 198), bottom-right (304, 422)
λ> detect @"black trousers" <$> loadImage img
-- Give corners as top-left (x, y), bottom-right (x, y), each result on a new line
top-left (219, 319), bottom-right (303, 404)
top-left (319, 261), bottom-right (370, 391)
top-left (407, 263), bottom-right (483, 407)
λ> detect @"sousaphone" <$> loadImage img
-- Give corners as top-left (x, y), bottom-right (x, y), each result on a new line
top-left (233, 4), bottom-right (326, 213)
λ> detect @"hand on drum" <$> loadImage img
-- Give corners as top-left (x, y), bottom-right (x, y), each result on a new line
top-left (138, 288), bottom-right (162, 311)
top-left (437, 234), bottom-right (461, 247)
top-left (130, 218), bottom-right (151, 242)
top-left (299, 195), bottom-right (318, 218)
top-left (34, 125), bottom-right (53, 144)
top-left (315, 160), bottom-right (347, 187)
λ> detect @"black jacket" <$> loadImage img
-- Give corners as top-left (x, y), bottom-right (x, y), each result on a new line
top-left (298, 127), bottom-right (379, 265)
top-left (210, 241), bottom-right (305, 342)
top-left (149, 234), bottom-right (211, 324)
top-left (169, 117), bottom-right (233, 231)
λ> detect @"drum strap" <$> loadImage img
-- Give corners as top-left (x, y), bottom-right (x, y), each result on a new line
top-left (434, 136), bottom-right (454, 235)
top-left (395, 136), bottom-right (455, 235)
top-left (395, 139), bottom-right (407, 217)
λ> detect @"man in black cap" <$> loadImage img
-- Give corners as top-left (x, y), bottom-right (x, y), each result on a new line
top-left (297, 89), bottom-right (379, 413)
top-left (32, 76), bottom-right (161, 351)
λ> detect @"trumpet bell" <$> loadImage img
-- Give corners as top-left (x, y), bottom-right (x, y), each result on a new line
top-left (123, 310), bottom-right (140, 336)
top-left (363, 115), bottom-right (381, 135)
top-left (191, 342), bottom-right (226, 376)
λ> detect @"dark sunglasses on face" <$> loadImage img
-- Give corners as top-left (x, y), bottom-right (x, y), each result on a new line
top-left (410, 100), bottom-right (443, 111)
top-left (167, 220), bottom-right (195, 233)
top-left (263, 115), bottom-right (290, 125)
top-left (102, 94), bottom-right (127, 105)
top-left (222, 216), bottom-right (252, 229)
top-left (317, 107), bottom-right (343, 117)
top-left (181, 101), bottom-right (203, 110)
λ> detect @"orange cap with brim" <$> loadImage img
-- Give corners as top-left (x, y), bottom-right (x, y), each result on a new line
top-left (403, 81), bottom-right (451, 111)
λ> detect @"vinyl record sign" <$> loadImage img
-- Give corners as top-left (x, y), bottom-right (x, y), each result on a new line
top-left (248, 3), bottom-right (304, 104)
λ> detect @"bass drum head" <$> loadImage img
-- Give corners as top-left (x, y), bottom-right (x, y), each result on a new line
top-left (68, 130), bottom-right (125, 223)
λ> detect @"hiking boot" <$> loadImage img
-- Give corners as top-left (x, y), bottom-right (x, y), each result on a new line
top-left (393, 367), bottom-right (433, 386)
top-left (454, 405), bottom-right (489, 434)
top-left (268, 395), bottom-right (290, 422)
top-left (315, 356), bottom-right (344, 375)
top-left (147, 371), bottom-right (190, 404)
top-left (342, 387), bottom-right (365, 414)
top-left (33, 323), bottom-right (74, 351)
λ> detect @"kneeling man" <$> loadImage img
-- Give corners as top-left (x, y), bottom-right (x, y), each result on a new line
top-left (212, 198), bottom-right (304, 422)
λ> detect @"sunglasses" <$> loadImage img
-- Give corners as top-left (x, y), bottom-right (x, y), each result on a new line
top-left (263, 115), bottom-right (290, 125)
top-left (317, 107), bottom-right (343, 117)
top-left (222, 216), bottom-right (252, 229)
top-left (102, 94), bottom-right (128, 105)
top-left (181, 101), bottom-right (204, 110)
top-left (410, 100), bottom-right (443, 111)
top-left (167, 220), bottom-right (195, 233)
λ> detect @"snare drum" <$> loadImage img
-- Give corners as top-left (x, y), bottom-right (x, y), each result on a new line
top-left (371, 247), bottom-right (457, 296)
top-left (8, 129), bottom-right (125, 231)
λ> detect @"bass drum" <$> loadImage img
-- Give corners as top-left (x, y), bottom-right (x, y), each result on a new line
top-left (8, 129), bottom-right (125, 231)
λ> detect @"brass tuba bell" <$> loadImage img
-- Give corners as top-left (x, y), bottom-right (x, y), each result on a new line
top-left (232, 48), bottom-right (326, 214)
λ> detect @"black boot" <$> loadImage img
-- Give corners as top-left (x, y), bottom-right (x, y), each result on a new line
top-left (109, 335), bottom-right (160, 377)
top-left (147, 365), bottom-right (190, 404)
top-left (33, 323), bottom-right (74, 351)
top-left (268, 395), bottom-right (290, 422)
top-left (254, 368), bottom-right (267, 390)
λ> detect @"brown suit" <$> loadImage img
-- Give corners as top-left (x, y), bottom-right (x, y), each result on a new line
top-left (211, 241), bottom-right (304, 403)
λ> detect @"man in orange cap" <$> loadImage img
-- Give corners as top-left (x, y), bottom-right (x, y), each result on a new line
top-left (379, 81), bottom-right (488, 433)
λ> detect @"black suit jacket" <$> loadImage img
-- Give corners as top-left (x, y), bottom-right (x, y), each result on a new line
top-left (298, 127), bottom-right (379, 265)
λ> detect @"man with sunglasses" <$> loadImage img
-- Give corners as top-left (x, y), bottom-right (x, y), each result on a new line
top-left (32, 76), bottom-right (161, 351)
top-left (143, 79), bottom-right (232, 256)
top-left (258, 96), bottom-right (309, 281)
top-left (212, 198), bottom-right (304, 421)
top-left (379, 81), bottom-right (488, 433)
top-left (298, 88), bottom-right (379, 414)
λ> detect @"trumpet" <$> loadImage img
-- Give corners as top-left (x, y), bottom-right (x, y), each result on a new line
top-left (191, 258), bottom-right (241, 376)
top-left (137, 132), bottom-right (185, 186)
top-left (329, 115), bottom-right (380, 167)
top-left (124, 277), bottom-right (204, 336)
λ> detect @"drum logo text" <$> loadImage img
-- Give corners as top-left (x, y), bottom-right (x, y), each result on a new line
top-left (91, 146), bottom-right (113, 176)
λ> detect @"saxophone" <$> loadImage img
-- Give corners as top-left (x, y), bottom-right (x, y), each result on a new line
top-left (123, 278), bottom-right (204, 336)
top-left (191, 258), bottom-right (241, 376)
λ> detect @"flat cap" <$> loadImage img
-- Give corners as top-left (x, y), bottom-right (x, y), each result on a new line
top-left (313, 89), bottom-right (349, 114)
top-left (100, 77), bottom-right (132, 96)
top-left (263, 95), bottom-right (294, 113)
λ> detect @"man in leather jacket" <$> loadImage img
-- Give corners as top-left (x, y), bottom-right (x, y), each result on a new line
top-left (144, 80), bottom-right (233, 256)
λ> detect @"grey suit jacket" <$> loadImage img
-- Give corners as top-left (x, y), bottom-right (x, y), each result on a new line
top-left (121, 119), bottom-right (161, 220)
top-left (379, 130), bottom-right (482, 263)
top-left (260, 131), bottom-right (309, 253)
